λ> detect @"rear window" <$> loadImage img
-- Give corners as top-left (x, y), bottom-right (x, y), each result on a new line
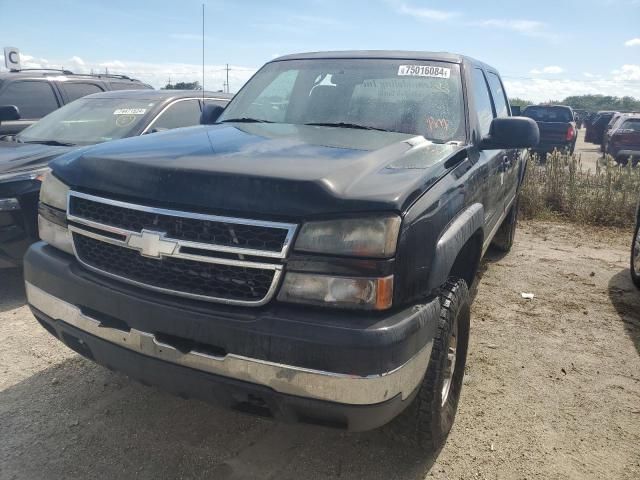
top-left (619, 119), bottom-right (640, 132)
top-left (60, 82), bottom-right (105, 102)
top-left (523, 106), bottom-right (573, 123)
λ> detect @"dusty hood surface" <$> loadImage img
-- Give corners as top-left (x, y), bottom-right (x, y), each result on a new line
top-left (52, 123), bottom-right (464, 218)
top-left (0, 141), bottom-right (73, 176)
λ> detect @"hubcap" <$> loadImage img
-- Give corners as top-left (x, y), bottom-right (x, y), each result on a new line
top-left (634, 227), bottom-right (640, 274)
top-left (441, 314), bottom-right (458, 407)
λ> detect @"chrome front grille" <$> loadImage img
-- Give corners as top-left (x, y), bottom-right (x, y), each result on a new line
top-left (67, 191), bottom-right (297, 306)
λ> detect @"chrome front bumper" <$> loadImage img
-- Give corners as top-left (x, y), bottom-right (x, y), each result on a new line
top-left (26, 282), bottom-right (432, 405)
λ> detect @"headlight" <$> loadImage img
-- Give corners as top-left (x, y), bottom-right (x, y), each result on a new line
top-left (40, 173), bottom-right (69, 210)
top-left (277, 272), bottom-right (393, 310)
top-left (0, 198), bottom-right (20, 211)
top-left (0, 166), bottom-right (50, 184)
top-left (38, 173), bottom-right (72, 255)
top-left (294, 215), bottom-right (401, 258)
top-left (38, 214), bottom-right (74, 255)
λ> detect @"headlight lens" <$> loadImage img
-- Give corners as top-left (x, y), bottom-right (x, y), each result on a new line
top-left (38, 215), bottom-right (74, 255)
top-left (0, 166), bottom-right (50, 184)
top-left (294, 216), bottom-right (401, 258)
top-left (278, 272), bottom-right (393, 310)
top-left (39, 173), bottom-right (69, 211)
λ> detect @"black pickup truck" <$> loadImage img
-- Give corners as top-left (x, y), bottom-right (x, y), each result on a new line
top-left (25, 51), bottom-right (538, 450)
top-left (522, 104), bottom-right (576, 157)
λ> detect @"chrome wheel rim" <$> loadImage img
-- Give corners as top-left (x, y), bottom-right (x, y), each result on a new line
top-left (441, 315), bottom-right (458, 407)
top-left (634, 227), bottom-right (640, 274)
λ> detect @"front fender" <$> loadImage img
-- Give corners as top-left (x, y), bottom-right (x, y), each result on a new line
top-left (426, 203), bottom-right (484, 292)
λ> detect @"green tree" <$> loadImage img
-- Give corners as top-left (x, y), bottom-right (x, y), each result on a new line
top-left (509, 97), bottom-right (532, 107)
top-left (509, 95), bottom-right (640, 113)
top-left (163, 81), bottom-right (202, 90)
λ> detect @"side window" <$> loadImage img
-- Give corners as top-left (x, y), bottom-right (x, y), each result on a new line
top-left (150, 99), bottom-right (201, 130)
top-left (0, 80), bottom-right (59, 118)
top-left (245, 70), bottom-right (298, 122)
top-left (472, 69), bottom-right (495, 137)
top-left (60, 82), bottom-right (104, 102)
top-left (109, 82), bottom-right (148, 90)
top-left (487, 72), bottom-right (509, 118)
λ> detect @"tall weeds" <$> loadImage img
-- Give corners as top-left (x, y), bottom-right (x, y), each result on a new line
top-left (520, 151), bottom-right (640, 228)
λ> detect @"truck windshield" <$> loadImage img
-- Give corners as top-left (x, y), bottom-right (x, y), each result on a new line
top-left (219, 59), bottom-right (465, 142)
top-left (522, 106), bottom-right (573, 123)
top-left (16, 97), bottom-right (155, 145)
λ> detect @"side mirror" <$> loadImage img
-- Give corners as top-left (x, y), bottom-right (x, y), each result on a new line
top-left (144, 127), bottom-right (169, 135)
top-left (0, 105), bottom-right (20, 123)
top-left (510, 105), bottom-right (521, 116)
top-left (200, 104), bottom-right (224, 125)
top-left (481, 117), bottom-right (539, 149)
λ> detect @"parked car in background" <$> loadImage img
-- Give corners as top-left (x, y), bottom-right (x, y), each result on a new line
top-left (603, 112), bottom-right (625, 151)
top-left (522, 104), bottom-right (576, 157)
top-left (26, 50), bottom-right (539, 449)
top-left (585, 111), bottom-right (617, 146)
top-left (605, 115), bottom-right (640, 165)
top-left (0, 69), bottom-right (153, 135)
top-left (574, 109), bottom-right (588, 129)
top-left (0, 89), bottom-right (232, 267)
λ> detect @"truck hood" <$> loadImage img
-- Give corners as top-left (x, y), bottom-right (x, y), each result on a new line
top-left (52, 123), bottom-right (464, 218)
top-left (0, 141), bottom-right (74, 176)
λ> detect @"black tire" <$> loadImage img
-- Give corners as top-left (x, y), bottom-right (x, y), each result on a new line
top-left (491, 198), bottom-right (519, 252)
top-left (630, 218), bottom-right (640, 288)
top-left (385, 278), bottom-right (471, 451)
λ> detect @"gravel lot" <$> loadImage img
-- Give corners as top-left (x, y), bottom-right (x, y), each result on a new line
top-left (1, 133), bottom-right (639, 479)
top-left (574, 127), bottom-right (603, 172)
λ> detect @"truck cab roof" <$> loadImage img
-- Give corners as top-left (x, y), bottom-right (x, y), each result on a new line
top-left (272, 50), bottom-right (499, 72)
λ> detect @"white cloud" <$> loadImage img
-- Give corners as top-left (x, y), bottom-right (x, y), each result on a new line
top-left (69, 56), bottom-right (85, 66)
top-left (397, 3), bottom-right (459, 21)
top-left (625, 38), bottom-right (640, 47)
top-left (505, 65), bottom-right (640, 102)
top-left (583, 72), bottom-right (596, 78)
top-left (612, 64), bottom-right (640, 81)
top-left (394, 3), bottom-right (556, 40)
top-left (530, 65), bottom-right (565, 74)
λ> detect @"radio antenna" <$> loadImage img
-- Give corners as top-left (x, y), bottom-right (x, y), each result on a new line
top-left (202, 3), bottom-right (205, 100)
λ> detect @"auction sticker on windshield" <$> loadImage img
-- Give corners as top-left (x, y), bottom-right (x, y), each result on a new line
top-left (113, 108), bottom-right (147, 115)
top-left (397, 65), bottom-right (451, 78)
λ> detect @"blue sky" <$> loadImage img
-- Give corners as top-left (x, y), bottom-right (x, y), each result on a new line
top-left (1, 0), bottom-right (639, 101)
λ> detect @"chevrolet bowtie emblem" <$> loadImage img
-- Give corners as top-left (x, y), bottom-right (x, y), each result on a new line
top-left (126, 230), bottom-right (178, 258)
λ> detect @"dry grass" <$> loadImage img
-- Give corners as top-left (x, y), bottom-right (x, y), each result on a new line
top-left (520, 151), bottom-right (640, 228)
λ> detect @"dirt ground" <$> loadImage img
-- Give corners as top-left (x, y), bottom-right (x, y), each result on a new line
top-left (1, 219), bottom-right (639, 480)
top-left (574, 128), bottom-right (603, 173)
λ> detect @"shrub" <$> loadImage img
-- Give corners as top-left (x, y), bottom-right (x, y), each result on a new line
top-left (520, 151), bottom-right (640, 228)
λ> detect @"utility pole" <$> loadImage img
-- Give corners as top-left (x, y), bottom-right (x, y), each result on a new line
top-left (202, 3), bottom-right (205, 99)
top-left (226, 63), bottom-right (229, 93)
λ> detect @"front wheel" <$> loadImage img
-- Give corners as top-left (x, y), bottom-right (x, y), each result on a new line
top-left (385, 278), bottom-right (471, 450)
top-left (630, 218), bottom-right (640, 288)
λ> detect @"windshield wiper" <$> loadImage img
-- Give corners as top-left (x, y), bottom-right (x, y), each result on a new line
top-left (218, 117), bottom-right (274, 124)
top-left (304, 122), bottom-right (391, 132)
top-left (20, 139), bottom-right (76, 146)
